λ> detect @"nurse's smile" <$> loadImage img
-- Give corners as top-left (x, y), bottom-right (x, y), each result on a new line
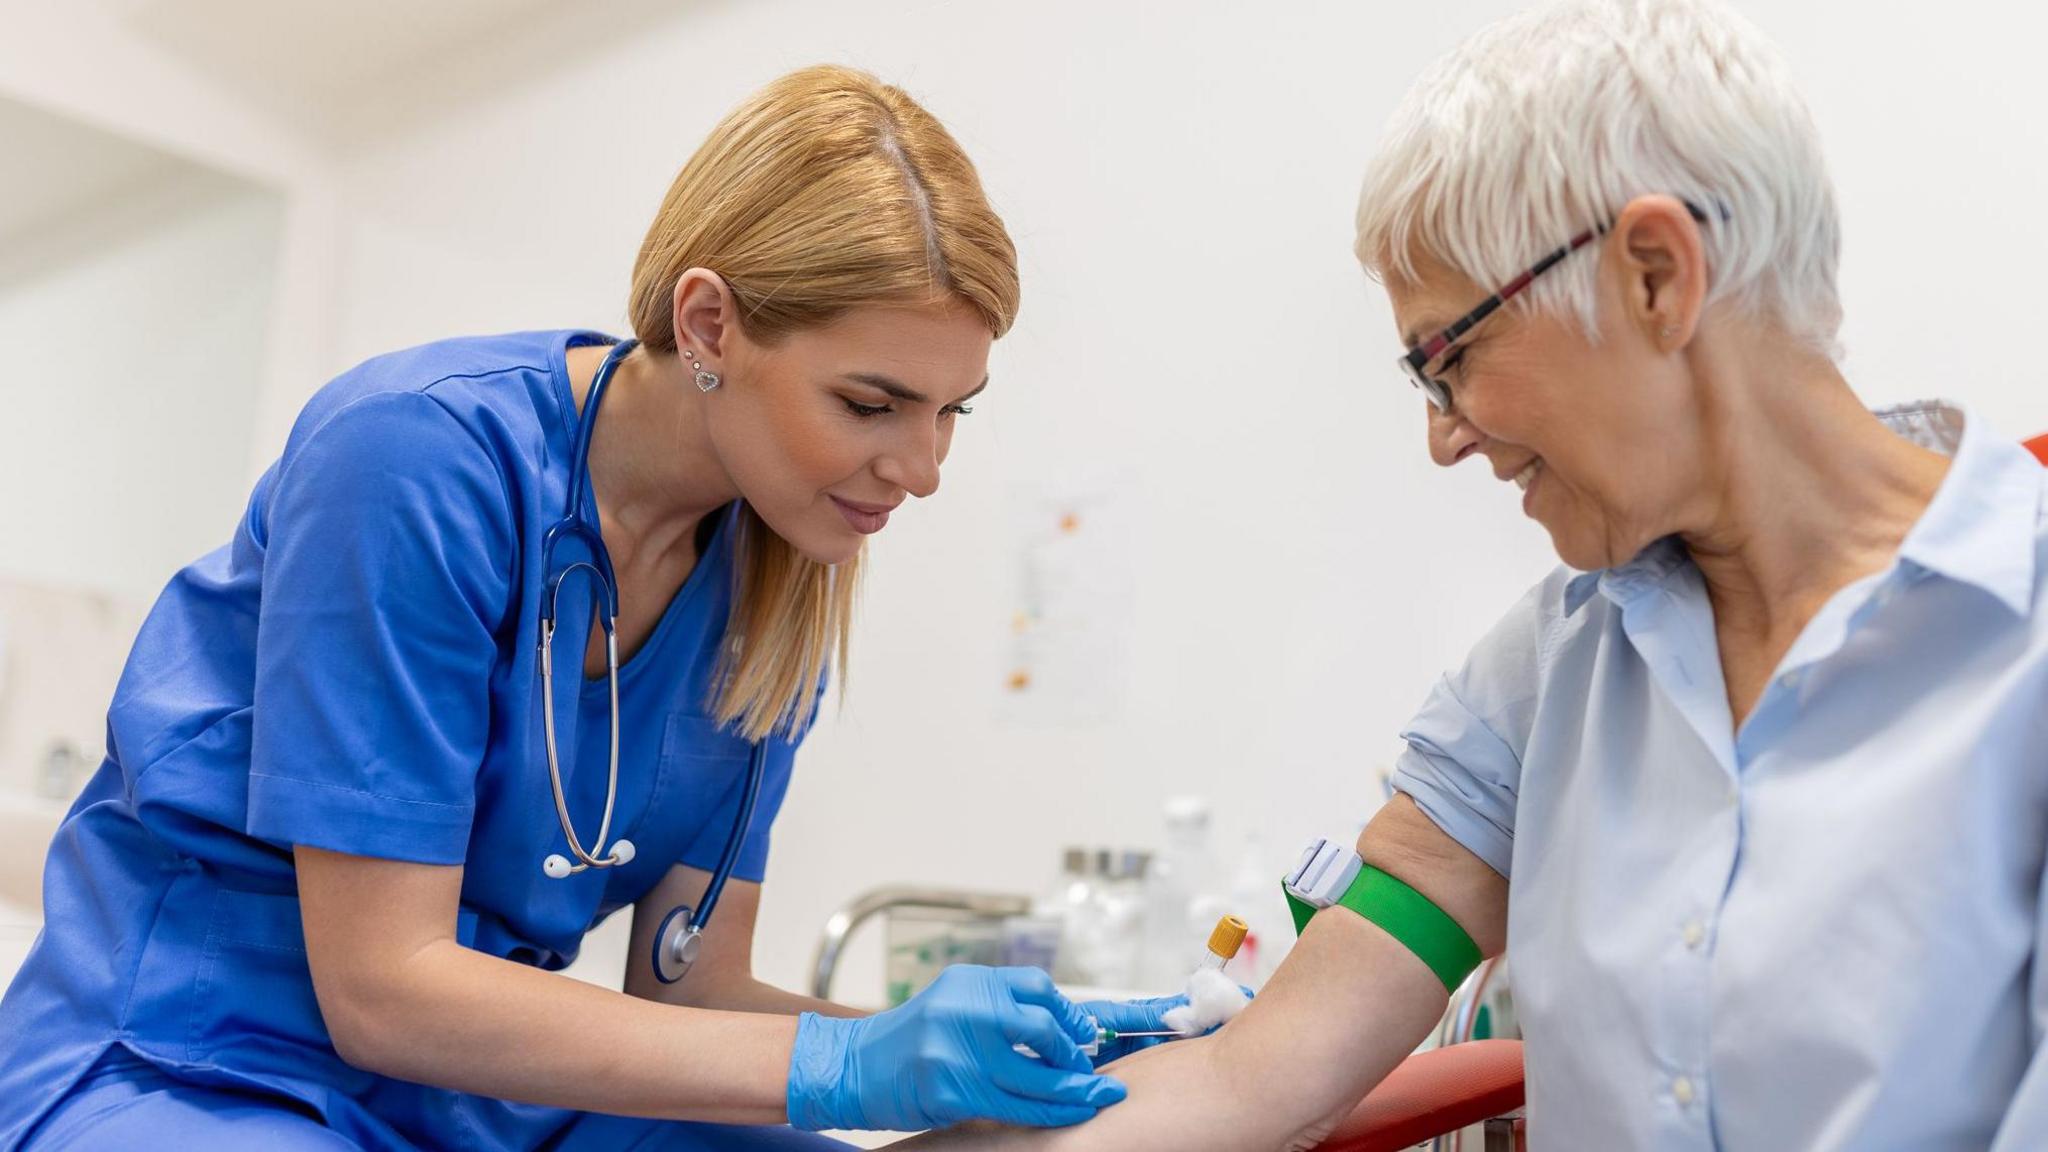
top-left (829, 495), bottom-right (896, 534)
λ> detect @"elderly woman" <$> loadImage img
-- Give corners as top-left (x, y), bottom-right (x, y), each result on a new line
top-left (903, 1), bottom-right (2048, 1149)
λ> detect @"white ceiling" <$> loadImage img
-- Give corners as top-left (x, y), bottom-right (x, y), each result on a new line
top-left (99, 0), bottom-right (668, 143)
top-left (0, 0), bottom-right (676, 278)
top-left (0, 96), bottom-right (193, 253)
top-left (109, 0), bottom-right (572, 103)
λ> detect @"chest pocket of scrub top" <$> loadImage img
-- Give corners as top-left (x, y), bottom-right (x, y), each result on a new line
top-left (187, 886), bottom-right (480, 1064)
top-left (619, 713), bottom-right (756, 871)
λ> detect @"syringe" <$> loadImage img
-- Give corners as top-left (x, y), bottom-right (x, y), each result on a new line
top-left (1013, 1020), bottom-right (1182, 1061)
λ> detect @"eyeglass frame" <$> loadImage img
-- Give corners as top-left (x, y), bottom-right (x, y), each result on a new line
top-left (1398, 199), bottom-right (1716, 413)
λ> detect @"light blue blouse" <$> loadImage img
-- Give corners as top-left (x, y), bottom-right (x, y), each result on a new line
top-left (1393, 402), bottom-right (2048, 1149)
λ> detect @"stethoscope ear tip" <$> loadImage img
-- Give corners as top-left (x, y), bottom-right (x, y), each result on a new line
top-left (541, 841), bottom-right (634, 880)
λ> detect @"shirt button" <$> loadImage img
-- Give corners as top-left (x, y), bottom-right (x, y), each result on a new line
top-left (1682, 920), bottom-right (1706, 950)
top-left (1780, 668), bottom-right (1805, 692)
top-left (1673, 1076), bottom-right (1697, 1106)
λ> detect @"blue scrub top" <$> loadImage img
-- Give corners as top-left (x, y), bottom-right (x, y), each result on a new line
top-left (0, 330), bottom-right (807, 1150)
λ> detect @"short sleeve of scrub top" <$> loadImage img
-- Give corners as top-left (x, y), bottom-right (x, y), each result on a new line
top-left (0, 331), bottom-right (831, 1152)
top-left (247, 389), bottom-right (514, 865)
top-left (1388, 567), bottom-right (1574, 879)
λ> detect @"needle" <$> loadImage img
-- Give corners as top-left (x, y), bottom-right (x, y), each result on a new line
top-left (1014, 1027), bottom-right (1190, 1060)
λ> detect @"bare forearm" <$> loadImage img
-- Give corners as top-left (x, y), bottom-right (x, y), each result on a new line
top-left (333, 940), bottom-right (797, 1124)
top-left (898, 911), bottom-right (1449, 1152)
top-left (679, 974), bottom-right (868, 1019)
top-left (898, 796), bottom-right (1505, 1152)
top-left (619, 872), bottom-right (858, 1020)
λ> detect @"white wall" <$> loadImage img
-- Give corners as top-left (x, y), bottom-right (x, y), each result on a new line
top-left (6, 0), bottom-right (2046, 1000)
top-left (0, 78), bottom-right (290, 952)
top-left (0, 1), bottom-right (340, 488)
top-left (0, 176), bottom-right (283, 602)
top-left (310, 0), bottom-right (2048, 997)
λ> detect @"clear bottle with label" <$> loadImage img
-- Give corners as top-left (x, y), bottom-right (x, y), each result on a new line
top-left (1030, 848), bottom-right (1091, 981)
top-left (1224, 832), bottom-right (1295, 986)
top-left (1139, 796), bottom-right (1224, 989)
top-left (1078, 849), bottom-right (1149, 991)
top-left (1053, 848), bottom-right (1106, 984)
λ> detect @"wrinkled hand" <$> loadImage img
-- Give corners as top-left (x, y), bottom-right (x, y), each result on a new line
top-left (787, 966), bottom-right (1128, 1132)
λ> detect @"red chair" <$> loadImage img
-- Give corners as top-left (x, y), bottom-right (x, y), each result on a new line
top-left (1319, 1039), bottom-right (1525, 1152)
top-left (1320, 432), bottom-right (2048, 1152)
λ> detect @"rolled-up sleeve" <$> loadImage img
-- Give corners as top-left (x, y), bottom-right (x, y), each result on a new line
top-left (1389, 574), bottom-right (1562, 880)
top-left (1392, 673), bottom-right (1523, 878)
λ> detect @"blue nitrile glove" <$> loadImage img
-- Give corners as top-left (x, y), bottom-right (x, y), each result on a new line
top-left (786, 965), bottom-right (1128, 1132)
top-left (1079, 986), bottom-right (1258, 1065)
top-left (1078, 995), bottom-right (1185, 1064)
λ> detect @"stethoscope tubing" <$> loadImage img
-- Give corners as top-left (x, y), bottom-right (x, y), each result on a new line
top-left (535, 337), bottom-right (766, 983)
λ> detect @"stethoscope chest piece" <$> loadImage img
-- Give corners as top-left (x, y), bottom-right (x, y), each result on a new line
top-left (653, 903), bottom-right (704, 985)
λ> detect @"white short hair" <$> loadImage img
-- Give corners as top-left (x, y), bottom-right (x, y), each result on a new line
top-left (1355, 0), bottom-right (1842, 354)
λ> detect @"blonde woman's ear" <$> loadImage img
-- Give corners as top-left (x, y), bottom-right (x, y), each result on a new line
top-left (670, 268), bottom-right (737, 364)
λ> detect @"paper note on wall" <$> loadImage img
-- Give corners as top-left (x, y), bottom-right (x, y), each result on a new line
top-left (1000, 487), bottom-right (1134, 724)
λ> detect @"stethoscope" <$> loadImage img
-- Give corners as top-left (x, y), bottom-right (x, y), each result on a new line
top-left (537, 337), bottom-right (769, 984)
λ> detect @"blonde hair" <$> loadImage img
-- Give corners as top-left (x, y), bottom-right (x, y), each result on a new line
top-left (1354, 0), bottom-right (1842, 356)
top-left (629, 65), bottom-right (1018, 741)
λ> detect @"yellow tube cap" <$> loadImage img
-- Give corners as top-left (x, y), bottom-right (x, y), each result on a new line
top-left (1207, 916), bottom-right (1249, 959)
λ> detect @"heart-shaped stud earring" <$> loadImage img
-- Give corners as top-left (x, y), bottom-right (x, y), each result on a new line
top-left (684, 347), bottom-right (721, 392)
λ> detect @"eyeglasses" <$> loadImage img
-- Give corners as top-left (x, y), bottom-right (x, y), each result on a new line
top-left (1398, 201), bottom-right (1714, 413)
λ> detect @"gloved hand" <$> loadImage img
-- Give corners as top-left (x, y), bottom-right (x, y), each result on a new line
top-left (786, 965), bottom-right (1128, 1133)
top-left (1079, 986), bottom-right (1256, 1065)
top-left (1077, 994), bottom-right (1184, 1064)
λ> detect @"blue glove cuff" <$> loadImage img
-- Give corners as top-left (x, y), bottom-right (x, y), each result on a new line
top-left (787, 1012), bottom-right (866, 1132)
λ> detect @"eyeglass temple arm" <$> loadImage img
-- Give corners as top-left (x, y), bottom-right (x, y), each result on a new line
top-left (1403, 197), bottom-right (1720, 371)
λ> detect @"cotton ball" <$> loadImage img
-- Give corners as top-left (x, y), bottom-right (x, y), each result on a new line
top-left (1161, 966), bottom-right (1250, 1036)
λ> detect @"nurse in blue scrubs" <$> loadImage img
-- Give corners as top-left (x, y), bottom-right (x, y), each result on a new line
top-left (0, 66), bottom-right (1178, 1150)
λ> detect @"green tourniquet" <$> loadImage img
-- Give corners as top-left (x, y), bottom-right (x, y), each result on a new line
top-left (1282, 866), bottom-right (1482, 994)
top-left (1286, 883), bottom-right (1318, 936)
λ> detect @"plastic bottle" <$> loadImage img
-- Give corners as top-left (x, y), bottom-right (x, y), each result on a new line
top-left (1081, 849), bottom-right (1148, 990)
top-left (1002, 849), bottom-right (1074, 973)
top-left (1139, 796), bottom-right (1221, 989)
top-left (1224, 833), bottom-right (1285, 986)
top-left (1032, 847), bottom-right (1087, 921)
top-left (1050, 848), bottom-right (1100, 984)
